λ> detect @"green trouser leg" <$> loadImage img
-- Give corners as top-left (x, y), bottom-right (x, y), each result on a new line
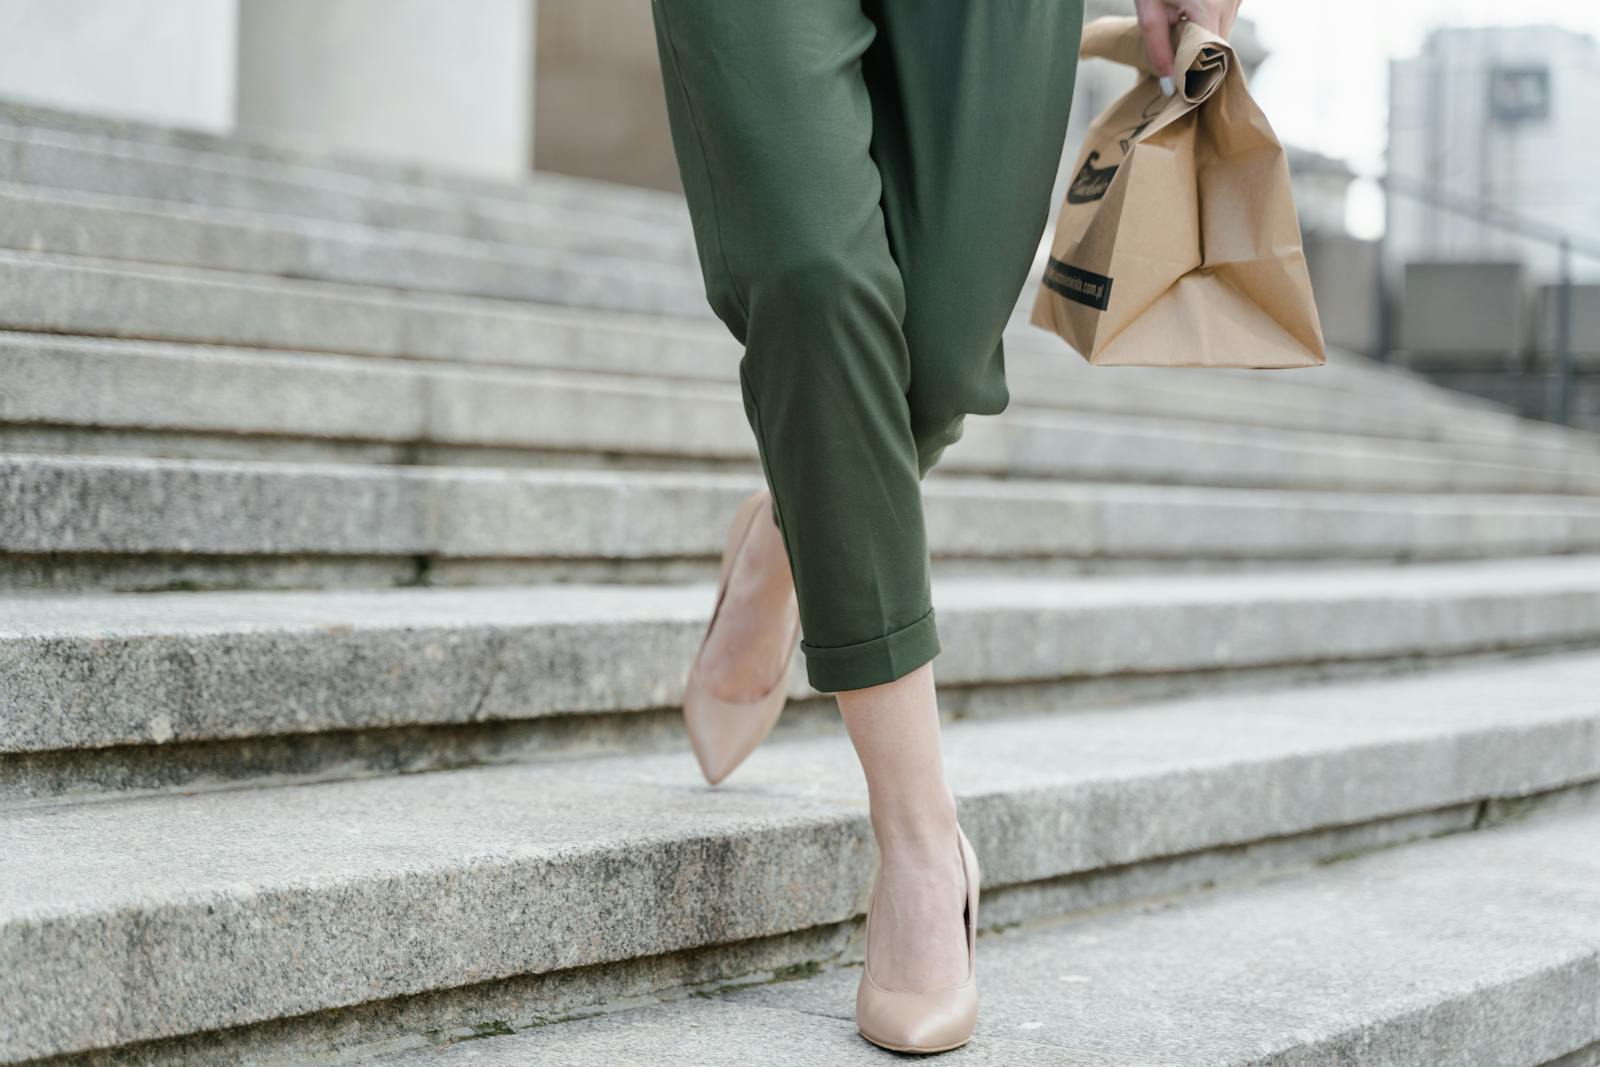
top-left (652, 0), bottom-right (1083, 693)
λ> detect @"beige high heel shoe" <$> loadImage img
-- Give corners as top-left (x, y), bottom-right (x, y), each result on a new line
top-left (682, 490), bottom-right (800, 786)
top-left (856, 826), bottom-right (981, 1054)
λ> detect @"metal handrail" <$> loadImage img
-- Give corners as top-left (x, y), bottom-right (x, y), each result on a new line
top-left (1377, 171), bottom-right (1594, 425)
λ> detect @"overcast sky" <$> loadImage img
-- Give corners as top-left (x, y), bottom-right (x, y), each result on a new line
top-left (1245, 0), bottom-right (1600, 236)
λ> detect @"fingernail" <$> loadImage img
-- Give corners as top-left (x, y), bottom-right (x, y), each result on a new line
top-left (1159, 75), bottom-right (1176, 97)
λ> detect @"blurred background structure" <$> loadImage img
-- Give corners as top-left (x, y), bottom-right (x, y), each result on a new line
top-left (3, 3), bottom-right (1600, 1066)
top-left (5, 0), bottom-right (1593, 424)
top-left (0, 0), bottom-right (537, 175)
top-left (1386, 24), bottom-right (1600, 425)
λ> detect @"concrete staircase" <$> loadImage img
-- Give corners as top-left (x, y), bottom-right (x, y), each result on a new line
top-left (2, 100), bottom-right (1599, 1066)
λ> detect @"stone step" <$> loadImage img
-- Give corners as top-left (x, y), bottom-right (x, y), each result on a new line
top-left (0, 123), bottom-right (694, 263)
top-left (1, 104), bottom-right (1582, 454)
top-left (0, 247), bottom-right (739, 379)
top-left (4, 651), bottom-right (1599, 1063)
top-left (0, 124), bottom-right (1576, 449)
top-left (0, 177), bottom-right (1580, 454)
top-left (11, 330), bottom-right (1587, 477)
top-left (0, 181), bottom-right (708, 318)
top-left (3, 329), bottom-right (1597, 496)
top-left (0, 107), bottom-right (1548, 456)
top-left (1010, 329), bottom-right (1580, 449)
top-left (0, 99), bottom-right (693, 226)
top-left (369, 800), bottom-right (1600, 1067)
top-left (3, 181), bottom-right (1592, 461)
top-left (0, 331), bottom-right (747, 466)
top-left (0, 161), bottom-right (1570, 451)
top-left (0, 124), bottom-right (1549, 438)
top-left (3, 241), bottom-right (1591, 468)
top-left (7, 556), bottom-right (1600, 805)
top-left (8, 455), bottom-right (1600, 593)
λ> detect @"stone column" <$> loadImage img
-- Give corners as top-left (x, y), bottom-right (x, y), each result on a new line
top-left (236, 0), bottom-right (535, 178)
top-left (0, 0), bottom-right (238, 130)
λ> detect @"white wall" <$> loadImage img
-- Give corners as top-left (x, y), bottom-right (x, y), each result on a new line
top-left (236, 0), bottom-right (534, 177)
top-left (0, 0), bottom-right (237, 129)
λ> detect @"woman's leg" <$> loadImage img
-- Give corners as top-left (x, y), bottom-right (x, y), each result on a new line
top-left (651, 0), bottom-right (939, 698)
top-left (839, 0), bottom-right (1087, 995)
top-left (652, 0), bottom-right (1083, 1000)
top-left (866, 0), bottom-right (1086, 474)
top-left (836, 664), bottom-right (967, 990)
top-left (838, 0), bottom-right (1088, 991)
top-left (655, 0), bottom-right (1082, 695)
top-left (651, 0), bottom-right (963, 994)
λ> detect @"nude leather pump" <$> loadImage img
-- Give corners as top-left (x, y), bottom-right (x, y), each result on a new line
top-left (856, 826), bottom-right (981, 1054)
top-left (682, 491), bottom-right (800, 786)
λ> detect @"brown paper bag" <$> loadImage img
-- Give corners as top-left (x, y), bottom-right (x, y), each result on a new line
top-left (1030, 17), bottom-right (1326, 368)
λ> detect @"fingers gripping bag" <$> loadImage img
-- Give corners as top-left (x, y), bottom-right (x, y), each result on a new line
top-left (1030, 16), bottom-right (1326, 368)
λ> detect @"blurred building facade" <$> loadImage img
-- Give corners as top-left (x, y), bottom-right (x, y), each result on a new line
top-left (1387, 25), bottom-right (1600, 426)
top-left (1388, 25), bottom-right (1600, 283)
top-left (1286, 146), bottom-right (1379, 358)
top-left (27, 0), bottom-right (1600, 417)
top-left (0, 0), bottom-right (1344, 245)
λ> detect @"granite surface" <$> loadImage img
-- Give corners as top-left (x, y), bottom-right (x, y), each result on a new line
top-left (0, 180), bottom-right (1595, 479)
top-left (0, 123), bottom-right (696, 261)
top-left (0, 101), bottom-right (690, 219)
top-left (0, 249), bottom-right (724, 380)
top-left (0, 330), bottom-right (751, 459)
top-left (4, 324), bottom-right (1584, 474)
top-left (0, 183), bottom-right (707, 317)
top-left (1, 100), bottom-right (1593, 462)
top-left (7, 454), bottom-right (1600, 565)
top-left (5, 253), bottom-right (1600, 492)
top-left (367, 805), bottom-right (1600, 1066)
top-left (0, 113), bottom-right (1591, 449)
top-left (8, 558), bottom-right (1600, 753)
top-left (4, 97), bottom-right (1600, 1067)
top-left (4, 652), bottom-right (1600, 1059)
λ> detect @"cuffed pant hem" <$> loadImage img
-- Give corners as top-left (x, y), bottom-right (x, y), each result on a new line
top-left (801, 607), bottom-right (941, 694)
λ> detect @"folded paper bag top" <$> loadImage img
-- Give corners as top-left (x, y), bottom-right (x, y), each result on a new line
top-left (1031, 17), bottom-right (1326, 369)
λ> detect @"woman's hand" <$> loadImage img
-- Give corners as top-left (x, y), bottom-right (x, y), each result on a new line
top-left (1134, 0), bottom-right (1242, 95)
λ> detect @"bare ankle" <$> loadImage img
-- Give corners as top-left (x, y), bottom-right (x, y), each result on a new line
top-left (870, 795), bottom-right (960, 864)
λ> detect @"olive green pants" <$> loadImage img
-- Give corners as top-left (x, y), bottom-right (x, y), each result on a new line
top-left (652, 0), bottom-right (1084, 693)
